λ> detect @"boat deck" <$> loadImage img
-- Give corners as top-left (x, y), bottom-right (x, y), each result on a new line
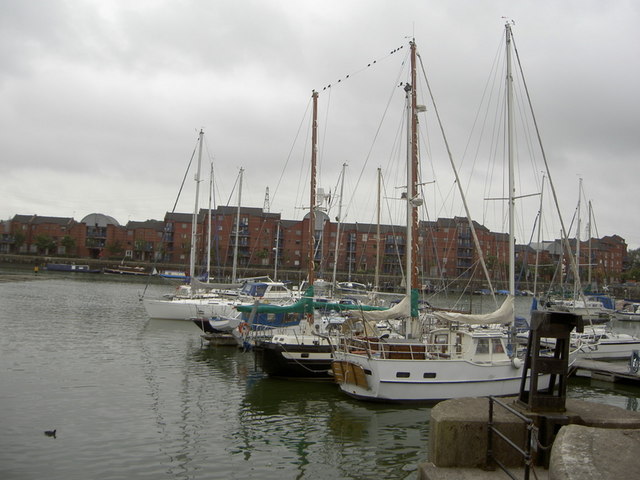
top-left (572, 359), bottom-right (640, 384)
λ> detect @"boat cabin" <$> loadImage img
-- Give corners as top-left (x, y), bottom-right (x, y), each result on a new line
top-left (239, 281), bottom-right (294, 301)
top-left (425, 328), bottom-right (511, 363)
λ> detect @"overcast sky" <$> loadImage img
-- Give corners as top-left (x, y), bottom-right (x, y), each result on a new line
top-left (2, 0), bottom-right (639, 249)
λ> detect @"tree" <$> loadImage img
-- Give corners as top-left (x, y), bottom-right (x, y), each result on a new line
top-left (105, 240), bottom-right (124, 257)
top-left (12, 232), bottom-right (25, 253)
top-left (60, 235), bottom-right (76, 256)
top-left (628, 248), bottom-right (640, 269)
top-left (34, 235), bottom-right (57, 255)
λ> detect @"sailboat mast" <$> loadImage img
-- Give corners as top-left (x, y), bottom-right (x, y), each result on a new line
top-left (533, 175), bottom-right (546, 295)
top-left (308, 90), bottom-right (318, 287)
top-left (405, 40), bottom-right (420, 319)
top-left (274, 220), bottom-right (280, 280)
top-left (574, 177), bottom-right (582, 299)
top-left (206, 162), bottom-right (213, 282)
top-left (374, 167), bottom-right (382, 292)
top-left (232, 167), bottom-right (244, 283)
top-left (588, 200), bottom-right (593, 288)
top-left (190, 129), bottom-right (204, 284)
top-left (410, 41), bottom-right (419, 295)
top-left (506, 25), bottom-right (516, 296)
top-left (332, 162), bottom-right (347, 287)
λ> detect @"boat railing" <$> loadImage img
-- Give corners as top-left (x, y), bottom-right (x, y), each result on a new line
top-left (486, 396), bottom-right (536, 480)
top-left (338, 336), bottom-right (457, 360)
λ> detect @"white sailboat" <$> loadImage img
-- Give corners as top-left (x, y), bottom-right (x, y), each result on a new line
top-left (331, 28), bottom-right (557, 402)
top-left (614, 302), bottom-right (640, 322)
top-left (529, 179), bottom-right (638, 358)
top-left (142, 131), bottom-right (249, 321)
top-left (536, 179), bottom-right (614, 322)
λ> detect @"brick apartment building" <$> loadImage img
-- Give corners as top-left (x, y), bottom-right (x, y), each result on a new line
top-left (0, 208), bottom-right (627, 287)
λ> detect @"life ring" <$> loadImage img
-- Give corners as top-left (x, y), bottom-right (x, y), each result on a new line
top-left (238, 322), bottom-right (250, 335)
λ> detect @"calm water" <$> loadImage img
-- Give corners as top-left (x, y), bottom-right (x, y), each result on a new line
top-left (1, 272), bottom-right (639, 479)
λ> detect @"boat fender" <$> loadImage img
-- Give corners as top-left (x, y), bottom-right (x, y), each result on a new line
top-left (238, 322), bottom-right (250, 335)
top-left (511, 357), bottom-right (522, 369)
top-left (629, 350), bottom-right (640, 374)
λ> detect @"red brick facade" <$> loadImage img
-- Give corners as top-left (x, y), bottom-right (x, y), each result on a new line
top-left (1, 209), bottom-right (627, 285)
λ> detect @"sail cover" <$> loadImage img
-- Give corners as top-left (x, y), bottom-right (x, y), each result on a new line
top-left (432, 295), bottom-right (514, 325)
top-left (347, 295), bottom-right (411, 322)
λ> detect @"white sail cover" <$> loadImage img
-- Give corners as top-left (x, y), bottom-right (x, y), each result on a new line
top-left (433, 295), bottom-right (514, 325)
top-left (348, 295), bottom-right (411, 322)
top-left (190, 278), bottom-right (243, 292)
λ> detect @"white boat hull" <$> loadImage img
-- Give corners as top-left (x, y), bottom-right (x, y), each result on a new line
top-left (576, 339), bottom-right (640, 360)
top-left (332, 352), bottom-right (544, 402)
top-left (142, 297), bottom-right (238, 320)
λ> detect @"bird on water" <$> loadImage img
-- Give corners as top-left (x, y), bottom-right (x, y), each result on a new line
top-left (44, 429), bottom-right (56, 438)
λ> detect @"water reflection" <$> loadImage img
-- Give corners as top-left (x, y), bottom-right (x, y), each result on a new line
top-left (570, 377), bottom-right (640, 411)
top-left (0, 276), bottom-right (638, 480)
top-left (239, 371), bottom-right (429, 479)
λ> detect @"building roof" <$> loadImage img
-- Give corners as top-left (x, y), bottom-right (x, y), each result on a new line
top-left (12, 214), bottom-right (75, 226)
top-left (126, 220), bottom-right (165, 231)
top-left (165, 212), bottom-right (193, 222)
top-left (81, 213), bottom-right (120, 227)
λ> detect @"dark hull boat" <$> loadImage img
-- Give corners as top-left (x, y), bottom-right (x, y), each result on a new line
top-left (254, 336), bottom-right (334, 379)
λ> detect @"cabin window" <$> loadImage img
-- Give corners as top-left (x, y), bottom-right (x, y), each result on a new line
top-left (434, 334), bottom-right (448, 345)
top-left (476, 338), bottom-right (490, 355)
top-left (423, 372), bottom-right (436, 379)
top-left (456, 333), bottom-right (463, 354)
top-left (491, 338), bottom-right (505, 354)
top-left (364, 369), bottom-right (372, 375)
top-left (396, 372), bottom-right (410, 378)
top-left (301, 353), bottom-right (309, 358)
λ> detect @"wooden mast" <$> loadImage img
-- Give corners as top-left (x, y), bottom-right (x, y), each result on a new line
top-left (308, 90), bottom-right (318, 287)
top-left (407, 40), bottom-right (420, 320)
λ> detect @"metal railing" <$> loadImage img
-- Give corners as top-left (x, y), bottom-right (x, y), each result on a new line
top-left (486, 396), bottom-right (536, 480)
